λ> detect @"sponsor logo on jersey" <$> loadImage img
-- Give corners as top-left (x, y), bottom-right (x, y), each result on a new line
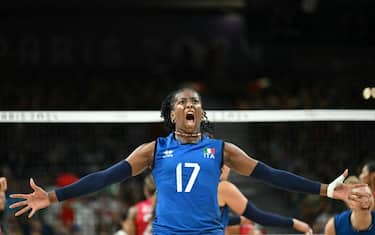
top-left (162, 149), bottom-right (174, 158)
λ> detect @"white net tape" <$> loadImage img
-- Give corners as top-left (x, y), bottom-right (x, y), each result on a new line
top-left (0, 110), bottom-right (374, 123)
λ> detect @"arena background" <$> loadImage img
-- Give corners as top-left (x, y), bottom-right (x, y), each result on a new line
top-left (1, 0), bottom-right (374, 234)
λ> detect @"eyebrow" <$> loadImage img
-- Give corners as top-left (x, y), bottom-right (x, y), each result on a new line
top-left (176, 97), bottom-right (199, 101)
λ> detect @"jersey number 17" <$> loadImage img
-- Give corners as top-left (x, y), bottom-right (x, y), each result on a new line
top-left (176, 162), bottom-right (200, 192)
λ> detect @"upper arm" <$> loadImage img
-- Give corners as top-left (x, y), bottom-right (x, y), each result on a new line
top-left (126, 141), bottom-right (155, 176)
top-left (223, 142), bottom-right (258, 176)
top-left (219, 181), bottom-right (248, 215)
top-left (124, 206), bottom-right (137, 235)
top-left (324, 217), bottom-right (336, 235)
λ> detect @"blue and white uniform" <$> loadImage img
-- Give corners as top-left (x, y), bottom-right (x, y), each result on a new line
top-left (152, 133), bottom-right (224, 234)
top-left (220, 205), bottom-right (230, 228)
top-left (334, 210), bottom-right (375, 235)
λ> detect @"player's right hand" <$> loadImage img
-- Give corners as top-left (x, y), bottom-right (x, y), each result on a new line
top-left (293, 218), bottom-right (313, 235)
top-left (9, 178), bottom-right (51, 218)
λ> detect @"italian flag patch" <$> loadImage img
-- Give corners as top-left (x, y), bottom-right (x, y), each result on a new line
top-left (204, 147), bottom-right (215, 155)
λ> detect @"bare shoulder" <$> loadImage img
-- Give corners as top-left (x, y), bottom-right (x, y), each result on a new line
top-left (127, 205), bottom-right (138, 219)
top-left (219, 180), bottom-right (248, 215)
top-left (218, 180), bottom-right (237, 206)
top-left (137, 141), bottom-right (156, 154)
top-left (223, 141), bottom-right (239, 153)
top-left (219, 180), bottom-right (243, 200)
top-left (219, 180), bottom-right (237, 192)
top-left (223, 141), bottom-right (250, 159)
top-left (324, 217), bottom-right (336, 235)
top-left (218, 180), bottom-right (234, 194)
top-left (223, 141), bottom-right (258, 176)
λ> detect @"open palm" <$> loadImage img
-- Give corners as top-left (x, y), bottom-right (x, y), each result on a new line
top-left (10, 178), bottom-right (51, 218)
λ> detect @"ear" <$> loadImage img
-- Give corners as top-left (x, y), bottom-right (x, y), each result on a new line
top-left (201, 111), bottom-right (206, 121)
top-left (170, 111), bottom-right (176, 123)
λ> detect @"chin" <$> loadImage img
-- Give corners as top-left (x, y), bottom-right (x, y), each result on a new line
top-left (359, 206), bottom-right (372, 212)
top-left (184, 123), bottom-right (198, 130)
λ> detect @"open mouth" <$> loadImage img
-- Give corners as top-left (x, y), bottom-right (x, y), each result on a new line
top-left (186, 113), bottom-right (195, 121)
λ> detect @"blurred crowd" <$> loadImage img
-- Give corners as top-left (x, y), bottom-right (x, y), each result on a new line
top-left (0, 79), bottom-right (373, 234)
top-left (0, 76), bottom-right (372, 112)
top-left (1, 2), bottom-right (374, 234)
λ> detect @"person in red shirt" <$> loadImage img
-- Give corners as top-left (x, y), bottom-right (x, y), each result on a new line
top-left (125, 174), bottom-right (155, 235)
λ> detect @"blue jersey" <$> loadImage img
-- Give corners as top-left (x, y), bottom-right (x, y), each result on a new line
top-left (152, 133), bottom-right (224, 234)
top-left (334, 210), bottom-right (375, 235)
top-left (220, 205), bottom-right (230, 228)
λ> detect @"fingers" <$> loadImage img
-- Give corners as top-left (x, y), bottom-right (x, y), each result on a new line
top-left (305, 228), bottom-right (313, 235)
top-left (29, 208), bottom-right (37, 218)
top-left (342, 169), bottom-right (348, 177)
top-left (351, 186), bottom-right (371, 197)
top-left (351, 183), bottom-right (368, 189)
top-left (14, 205), bottom-right (31, 217)
top-left (9, 200), bottom-right (28, 209)
top-left (305, 225), bottom-right (313, 235)
top-left (10, 194), bottom-right (30, 200)
top-left (30, 178), bottom-right (41, 191)
top-left (348, 188), bottom-right (371, 209)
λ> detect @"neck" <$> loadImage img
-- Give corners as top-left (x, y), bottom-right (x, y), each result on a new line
top-left (174, 130), bottom-right (201, 137)
top-left (351, 210), bottom-right (373, 231)
top-left (174, 130), bottom-right (202, 143)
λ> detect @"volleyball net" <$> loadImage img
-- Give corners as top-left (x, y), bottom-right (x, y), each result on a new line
top-left (1, 109), bottom-right (373, 235)
top-left (0, 109), bottom-right (374, 123)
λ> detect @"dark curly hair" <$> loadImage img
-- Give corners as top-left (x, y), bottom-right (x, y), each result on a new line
top-left (160, 88), bottom-right (214, 135)
top-left (366, 161), bottom-right (375, 173)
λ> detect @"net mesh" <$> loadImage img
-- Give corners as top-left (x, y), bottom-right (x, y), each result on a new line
top-left (1, 111), bottom-right (373, 234)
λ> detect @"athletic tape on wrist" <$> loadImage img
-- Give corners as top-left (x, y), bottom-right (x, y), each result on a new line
top-left (327, 174), bottom-right (345, 198)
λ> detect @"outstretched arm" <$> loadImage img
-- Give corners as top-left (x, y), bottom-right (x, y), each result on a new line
top-left (10, 160), bottom-right (132, 218)
top-left (223, 142), bottom-right (368, 203)
top-left (219, 180), bottom-right (313, 234)
top-left (10, 141), bottom-right (155, 218)
top-left (223, 142), bottom-right (321, 193)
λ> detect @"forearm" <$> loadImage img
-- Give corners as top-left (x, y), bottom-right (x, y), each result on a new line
top-left (55, 160), bottom-right (132, 201)
top-left (242, 202), bottom-right (293, 227)
top-left (320, 184), bottom-right (328, 196)
top-left (228, 215), bottom-right (241, 226)
top-left (250, 161), bottom-right (321, 194)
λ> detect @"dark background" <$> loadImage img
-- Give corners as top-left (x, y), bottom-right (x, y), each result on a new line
top-left (1, 0), bottom-right (374, 110)
top-left (1, 1), bottom-right (374, 234)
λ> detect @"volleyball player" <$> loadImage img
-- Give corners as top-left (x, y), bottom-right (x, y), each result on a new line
top-left (359, 161), bottom-right (375, 198)
top-left (324, 176), bottom-right (374, 235)
top-left (10, 88), bottom-right (368, 234)
top-left (219, 165), bottom-right (313, 235)
top-left (124, 174), bottom-right (155, 235)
